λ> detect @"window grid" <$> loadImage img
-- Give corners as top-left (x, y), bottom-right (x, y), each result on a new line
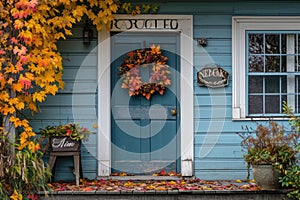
top-left (247, 31), bottom-right (300, 116)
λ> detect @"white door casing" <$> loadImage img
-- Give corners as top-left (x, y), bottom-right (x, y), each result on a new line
top-left (97, 15), bottom-right (193, 177)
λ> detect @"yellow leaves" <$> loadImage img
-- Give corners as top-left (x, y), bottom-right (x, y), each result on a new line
top-left (10, 189), bottom-right (23, 200)
top-left (54, 32), bottom-right (66, 40)
top-left (151, 44), bottom-right (161, 55)
top-left (19, 30), bottom-right (33, 43)
top-left (109, 4), bottom-right (119, 13)
top-left (28, 101), bottom-right (37, 112)
top-left (45, 84), bottom-right (58, 95)
top-left (27, 141), bottom-right (40, 153)
top-left (8, 116), bottom-right (38, 152)
top-left (14, 19), bottom-right (24, 29)
top-left (1, 105), bottom-right (16, 115)
top-left (7, 77), bottom-right (14, 85)
top-left (8, 98), bottom-right (24, 110)
top-left (10, 116), bottom-right (29, 129)
top-left (72, 5), bottom-right (86, 20)
top-left (32, 91), bottom-right (46, 102)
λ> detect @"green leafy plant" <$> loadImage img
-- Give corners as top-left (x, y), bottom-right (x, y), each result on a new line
top-left (280, 102), bottom-right (300, 200)
top-left (0, 130), bottom-right (51, 200)
top-left (39, 123), bottom-right (93, 142)
top-left (238, 121), bottom-right (299, 179)
top-left (279, 163), bottom-right (300, 199)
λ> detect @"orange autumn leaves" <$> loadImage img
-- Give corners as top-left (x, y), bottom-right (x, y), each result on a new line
top-left (48, 178), bottom-right (261, 192)
top-left (119, 45), bottom-right (171, 100)
top-left (0, 0), bottom-right (120, 152)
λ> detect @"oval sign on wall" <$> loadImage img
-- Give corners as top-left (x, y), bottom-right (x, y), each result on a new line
top-left (197, 65), bottom-right (229, 88)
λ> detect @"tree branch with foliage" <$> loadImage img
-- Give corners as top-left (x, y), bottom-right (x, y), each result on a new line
top-left (0, 0), bottom-right (121, 152)
top-left (0, 0), bottom-right (120, 199)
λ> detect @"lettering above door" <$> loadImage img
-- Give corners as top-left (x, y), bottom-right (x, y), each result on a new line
top-left (110, 15), bottom-right (192, 31)
top-left (111, 19), bottom-right (179, 30)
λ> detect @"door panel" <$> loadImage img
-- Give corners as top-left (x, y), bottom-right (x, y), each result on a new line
top-left (111, 32), bottom-right (180, 174)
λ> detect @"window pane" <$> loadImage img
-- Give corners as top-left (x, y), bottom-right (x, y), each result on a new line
top-left (249, 76), bottom-right (263, 93)
top-left (265, 76), bottom-right (279, 93)
top-left (298, 34), bottom-right (300, 54)
top-left (265, 95), bottom-right (280, 113)
top-left (297, 56), bottom-right (300, 72)
top-left (282, 76), bottom-right (287, 93)
top-left (281, 56), bottom-right (287, 72)
top-left (249, 55), bottom-right (264, 72)
top-left (249, 34), bottom-right (264, 54)
top-left (249, 95), bottom-right (263, 114)
top-left (266, 56), bottom-right (280, 72)
top-left (282, 34), bottom-right (287, 54)
top-left (282, 95), bottom-right (287, 103)
top-left (265, 34), bottom-right (280, 54)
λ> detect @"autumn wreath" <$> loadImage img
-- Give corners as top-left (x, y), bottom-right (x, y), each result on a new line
top-left (118, 45), bottom-right (171, 100)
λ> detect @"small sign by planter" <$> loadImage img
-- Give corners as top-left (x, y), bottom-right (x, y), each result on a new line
top-left (51, 136), bottom-right (81, 152)
top-left (197, 66), bottom-right (229, 88)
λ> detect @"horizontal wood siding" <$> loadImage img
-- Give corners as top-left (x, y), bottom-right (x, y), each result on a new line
top-left (30, 25), bottom-right (98, 181)
top-left (156, 0), bottom-right (300, 180)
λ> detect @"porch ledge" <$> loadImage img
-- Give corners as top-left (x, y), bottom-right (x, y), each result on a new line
top-left (39, 189), bottom-right (290, 200)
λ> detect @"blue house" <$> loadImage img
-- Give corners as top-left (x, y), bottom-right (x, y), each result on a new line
top-left (31, 0), bottom-right (300, 181)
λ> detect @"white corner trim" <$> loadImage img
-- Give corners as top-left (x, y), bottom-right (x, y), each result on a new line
top-left (97, 30), bottom-right (111, 177)
top-left (97, 15), bottom-right (193, 177)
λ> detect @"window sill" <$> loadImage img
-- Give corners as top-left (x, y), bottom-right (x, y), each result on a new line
top-left (232, 117), bottom-right (290, 121)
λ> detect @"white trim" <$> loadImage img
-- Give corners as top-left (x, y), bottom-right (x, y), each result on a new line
top-left (98, 31), bottom-right (111, 176)
top-left (232, 16), bottom-right (300, 120)
top-left (98, 15), bottom-right (194, 177)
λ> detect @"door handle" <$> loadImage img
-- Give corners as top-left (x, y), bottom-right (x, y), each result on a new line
top-left (170, 109), bottom-right (177, 116)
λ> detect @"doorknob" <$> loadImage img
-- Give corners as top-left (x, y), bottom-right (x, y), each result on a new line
top-left (170, 109), bottom-right (177, 116)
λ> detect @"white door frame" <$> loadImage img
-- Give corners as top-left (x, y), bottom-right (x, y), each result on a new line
top-left (97, 15), bottom-right (194, 177)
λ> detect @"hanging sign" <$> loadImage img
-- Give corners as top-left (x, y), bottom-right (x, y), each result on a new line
top-left (197, 66), bottom-right (229, 88)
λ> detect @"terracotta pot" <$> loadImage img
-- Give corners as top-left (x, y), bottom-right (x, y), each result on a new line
top-left (252, 164), bottom-right (280, 189)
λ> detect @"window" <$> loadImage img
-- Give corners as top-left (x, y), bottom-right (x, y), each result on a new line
top-left (232, 17), bottom-right (300, 119)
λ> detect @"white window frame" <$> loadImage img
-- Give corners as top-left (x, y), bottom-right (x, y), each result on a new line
top-left (232, 16), bottom-right (300, 120)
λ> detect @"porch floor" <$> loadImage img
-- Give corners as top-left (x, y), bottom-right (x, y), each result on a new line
top-left (39, 178), bottom-right (290, 200)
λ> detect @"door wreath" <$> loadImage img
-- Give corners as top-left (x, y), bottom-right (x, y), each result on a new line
top-left (118, 45), bottom-right (171, 100)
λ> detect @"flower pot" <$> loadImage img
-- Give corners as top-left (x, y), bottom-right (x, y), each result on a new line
top-left (252, 164), bottom-right (280, 189)
top-left (50, 136), bottom-right (81, 152)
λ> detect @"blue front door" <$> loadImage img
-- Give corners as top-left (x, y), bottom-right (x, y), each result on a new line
top-left (111, 32), bottom-right (180, 175)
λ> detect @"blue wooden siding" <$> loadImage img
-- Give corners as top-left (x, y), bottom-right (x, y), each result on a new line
top-left (157, 0), bottom-right (300, 180)
top-left (29, 0), bottom-right (300, 181)
top-left (30, 24), bottom-right (98, 181)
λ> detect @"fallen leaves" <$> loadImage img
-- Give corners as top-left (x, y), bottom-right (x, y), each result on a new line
top-left (48, 178), bottom-right (261, 192)
top-left (153, 170), bottom-right (181, 177)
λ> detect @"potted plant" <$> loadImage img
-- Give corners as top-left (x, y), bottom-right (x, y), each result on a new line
top-left (39, 123), bottom-right (93, 152)
top-left (238, 121), bottom-right (299, 189)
